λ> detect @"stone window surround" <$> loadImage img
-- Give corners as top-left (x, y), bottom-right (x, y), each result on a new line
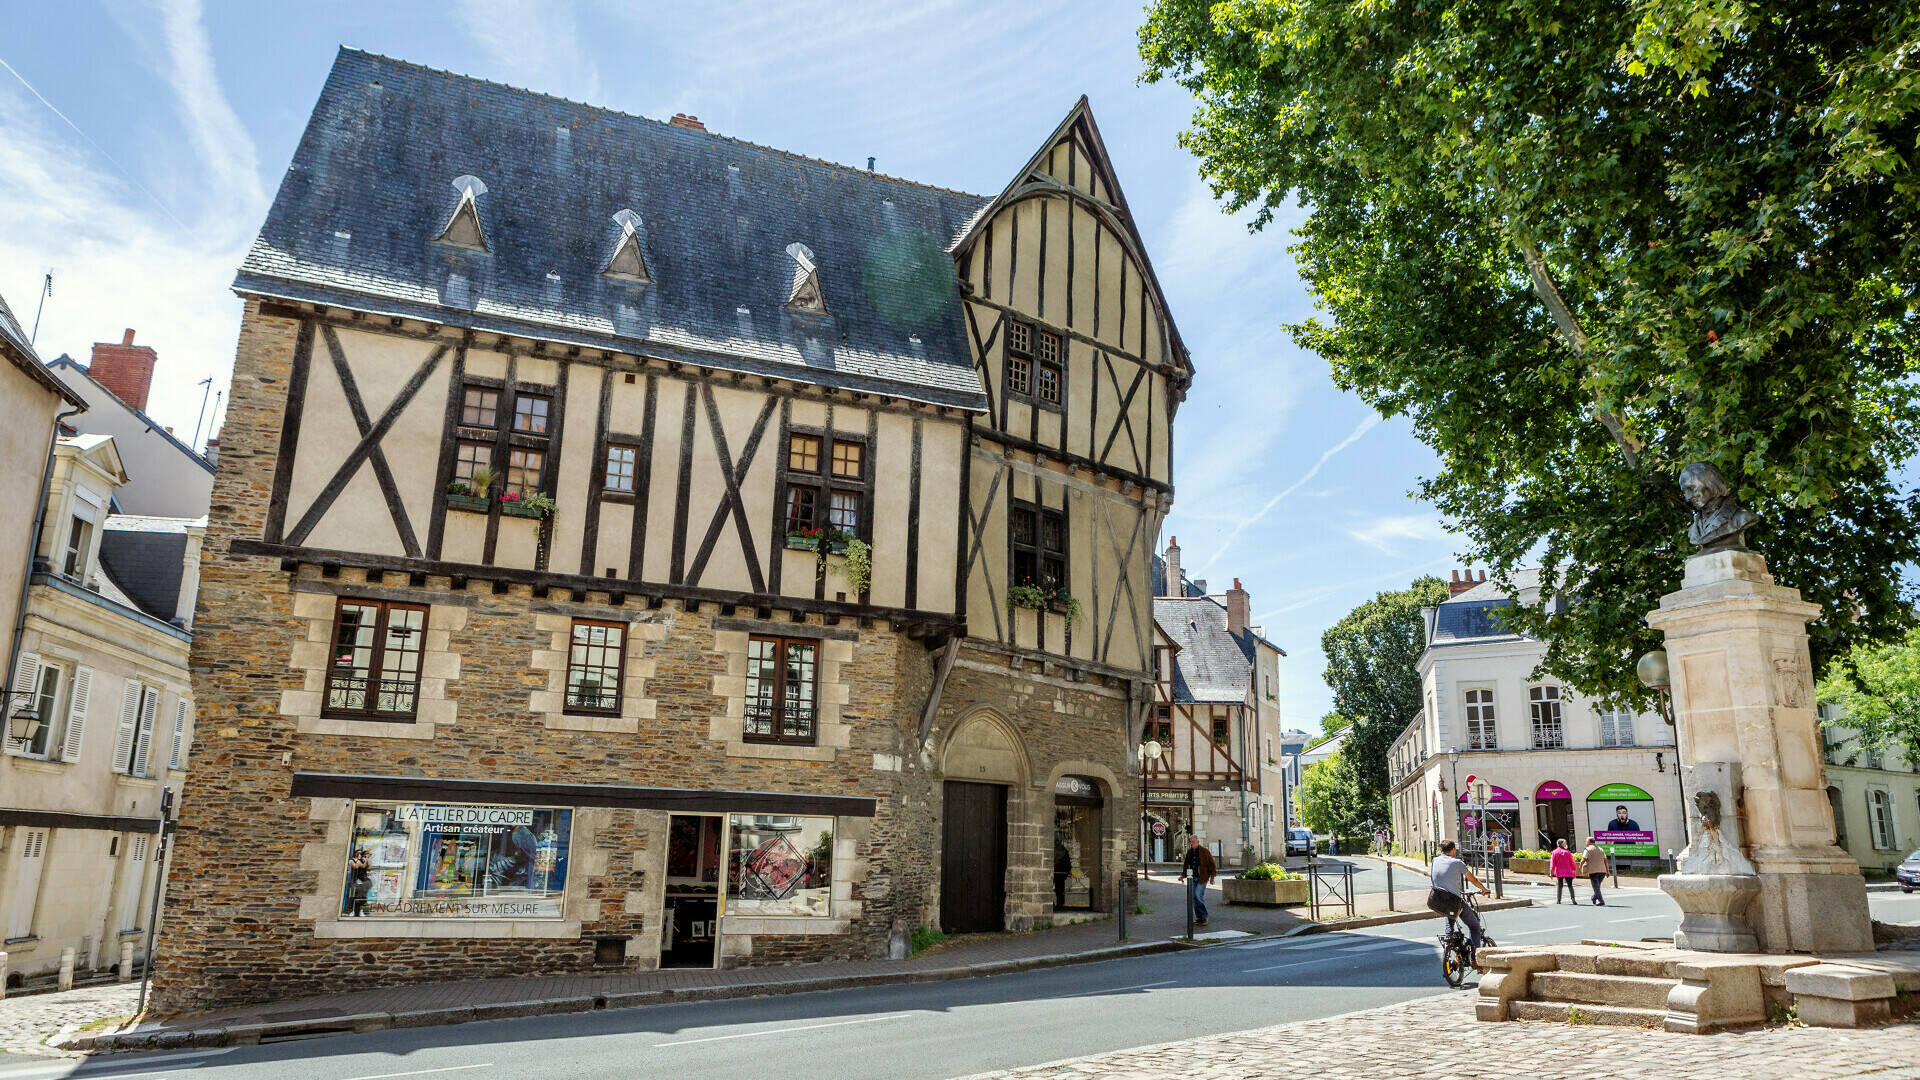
top-left (708, 620), bottom-right (854, 763)
top-left (284, 583), bottom-right (466, 740)
top-left (297, 796), bottom-right (614, 939)
top-left (717, 813), bottom-right (871, 955)
top-left (529, 612), bottom-right (666, 732)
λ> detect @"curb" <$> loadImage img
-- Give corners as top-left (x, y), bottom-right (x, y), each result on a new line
top-left (60, 939), bottom-right (1186, 1054)
top-left (1285, 897), bottom-right (1534, 935)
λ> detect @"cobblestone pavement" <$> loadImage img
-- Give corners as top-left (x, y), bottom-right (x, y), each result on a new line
top-left (0, 982), bottom-right (140, 1057)
top-left (963, 991), bottom-right (1920, 1080)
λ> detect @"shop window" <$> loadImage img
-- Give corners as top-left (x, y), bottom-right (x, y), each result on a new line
top-left (743, 637), bottom-right (817, 744)
top-left (603, 444), bottom-right (637, 494)
top-left (1465, 688), bottom-right (1496, 750)
top-left (512, 393), bottom-right (551, 435)
top-left (343, 801), bottom-right (573, 919)
top-left (461, 384), bottom-right (500, 428)
top-left (725, 814), bottom-right (833, 918)
top-left (324, 599), bottom-right (427, 721)
top-left (1009, 500), bottom-right (1066, 588)
top-left (565, 620), bottom-right (625, 714)
top-left (1054, 776), bottom-right (1102, 911)
top-left (1528, 685), bottom-right (1564, 749)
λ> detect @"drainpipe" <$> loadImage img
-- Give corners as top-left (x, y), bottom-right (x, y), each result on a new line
top-left (4, 403), bottom-right (86, 753)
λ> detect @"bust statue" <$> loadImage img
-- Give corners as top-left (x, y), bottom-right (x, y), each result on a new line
top-left (1678, 462), bottom-right (1759, 553)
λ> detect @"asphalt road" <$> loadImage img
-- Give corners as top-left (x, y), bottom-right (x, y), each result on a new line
top-left (4, 887), bottom-right (1913, 1080)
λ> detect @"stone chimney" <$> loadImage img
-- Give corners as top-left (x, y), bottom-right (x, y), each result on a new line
top-left (1226, 577), bottom-right (1250, 637)
top-left (89, 329), bottom-right (157, 413)
top-left (1448, 569), bottom-right (1486, 596)
top-left (203, 431), bottom-right (221, 467)
top-left (1163, 537), bottom-right (1182, 597)
top-left (668, 113), bottom-right (707, 131)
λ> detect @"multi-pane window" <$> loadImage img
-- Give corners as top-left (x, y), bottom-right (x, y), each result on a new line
top-left (1151, 704), bottom-right (1173, 746)
top-left (1034, 329), bottom-right (1063, 406)
top-left (786, 487), bottom-right (818, 533)
top-left (63, 516), bottom-right (93, 579)
top-left (325, 599), bottom-right (427, 720)
top-left (1600, 709), bottom-right (1637, 748)
top-left (788, 434), bottom-right (821, 473)
top-left (1037, 363), bottom-right (1061, 404)
top-left (1465, 688), bottom-right (1496, 750)
top-left (25, 664), bottom-right (65, 758)
top-left (604, 445), bottom-right (637, 494)
top-left (565, 620), bottom-right (625, 714)
top-left (831, 440), bottom-right (863, 479)
top-left (1009, 321), bottom-right (1062, 409)
top-left (782, 432), bottom-right (867, 541)
top-left (461, 384), bottom-right (500, 427)
top-left (1528, 685), bottom-right (1564, 749)
top-left (1007, 355), bottom-right (1032, 396)
top-left (1868, 789), bottom-right (1897, 850)
top-left (1211, 712), bottom-right (1230, 749)
top-left (828, 490), bottom-right (860, 532)
top-left (454, 440), bottom-right (491, 485)
top-left (512, 393), bottom-right (551, 434)
top-left (506, 447), bottom-right (545, 497)
top-left (1007, 321), bottom-right (1030, 354)
top-left (743, 636), bottom-right (817, 744)
top-left (1009, 500), bottom-right (1067, 588)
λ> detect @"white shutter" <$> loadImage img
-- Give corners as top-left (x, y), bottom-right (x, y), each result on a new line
top-left (61, 666), bottom-right (92, 763)
top-left (6, 654), bottom-right (40, 753)
top-left (168, 698), bottom-right (187, 771)
top-left (134, 688), bottom-right (158, 777)
top-left (9, 829), bottom-right (47, 939)
top-left (114, 680), bottom-right (140, 775)
top-left (118, 834), bottom-right (148, 932)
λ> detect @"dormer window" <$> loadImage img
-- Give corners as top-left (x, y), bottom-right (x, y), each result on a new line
top-left (435, 175), bottom-right (489, 251)
top-left (602, 209), bottom-right (651, 282)
top-left (62, 515), bottom-right (94, 580)
top-left (784, 242), bottom-right (824, 313)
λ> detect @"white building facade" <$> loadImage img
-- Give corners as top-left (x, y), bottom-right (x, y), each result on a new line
top-left (1819, 709), bottom-right (1920, 876)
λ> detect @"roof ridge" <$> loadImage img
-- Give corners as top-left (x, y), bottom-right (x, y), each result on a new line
top-left (337, 47), bottom-right (994, 202)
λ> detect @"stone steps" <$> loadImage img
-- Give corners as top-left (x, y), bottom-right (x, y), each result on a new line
top-left (1530, 971), bottom-right (1675, 1010)
top-left (1507, 999), bottom-right (1666, 1027)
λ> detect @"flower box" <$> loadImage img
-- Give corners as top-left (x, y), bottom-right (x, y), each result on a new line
top-left (785, 535), bottom-right (820, 551)
top-left (500, 501), bottom-right (546, 519)
top-left (1221, 876), bottom-right (1308, 906)
top-left (1507, 857), bottom-right (1550, 876)
top-left (446, 493), bottom-right (491, 512)
top-left (826, 539), bottom-right (849, 555)
top-left (1046, 600), bottom-right (1070, 615)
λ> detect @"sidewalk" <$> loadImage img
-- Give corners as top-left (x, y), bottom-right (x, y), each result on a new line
top-left (960, 989), bottom-right (1920, 1080)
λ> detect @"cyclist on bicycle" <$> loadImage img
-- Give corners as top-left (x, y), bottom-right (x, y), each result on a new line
top-left (1427, 840), bottom-right (1490, 967)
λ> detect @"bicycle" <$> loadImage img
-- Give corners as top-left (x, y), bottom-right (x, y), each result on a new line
top-left (1437, 890), bottom-right (1496, 988)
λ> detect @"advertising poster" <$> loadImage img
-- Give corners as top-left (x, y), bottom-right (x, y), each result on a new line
top-left (345, 802), bottom-right (573, 919)
top-left (1586, 783), bottom-right (1658, 857)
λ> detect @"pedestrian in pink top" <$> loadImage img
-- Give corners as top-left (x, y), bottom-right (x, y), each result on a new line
top-left (1549, 839), bottom-right (1579, 903)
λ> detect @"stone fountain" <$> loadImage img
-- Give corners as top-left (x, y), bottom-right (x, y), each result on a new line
top-left (1658, 764), bottom-right (1760, 952)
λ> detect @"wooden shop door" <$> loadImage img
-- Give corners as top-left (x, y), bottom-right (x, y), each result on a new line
top-left (941, 781), bottom-right (1007, 933)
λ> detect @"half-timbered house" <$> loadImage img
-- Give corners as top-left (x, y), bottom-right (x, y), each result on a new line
top-left (159, 49), bottom-right (1190, 1010)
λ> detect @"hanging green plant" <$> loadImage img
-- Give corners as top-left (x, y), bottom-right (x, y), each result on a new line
top-left (834, 537), bottom-right (872, 596)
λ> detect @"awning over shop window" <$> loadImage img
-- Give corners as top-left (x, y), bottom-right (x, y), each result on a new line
top-left (290, 772), bottom-right (877, 818)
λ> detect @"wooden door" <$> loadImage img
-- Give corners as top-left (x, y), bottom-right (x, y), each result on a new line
top-left (941, 781), bottom-right (1007, 933)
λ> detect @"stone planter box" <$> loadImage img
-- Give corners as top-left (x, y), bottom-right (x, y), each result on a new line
top-left (1222, 876), bottom-right (1308, 906)
top-left (1507, 858), bottom-right (1549, 876)
top-left (446, 493), bottom-right (490, 512)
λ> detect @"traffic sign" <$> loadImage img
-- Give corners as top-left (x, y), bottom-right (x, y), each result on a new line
top-left (1151, 821), bottom-right (1167, 837)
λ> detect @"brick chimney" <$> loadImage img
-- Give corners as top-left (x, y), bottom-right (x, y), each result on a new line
top-left (668, 113), bottom-right (707, 131)
top-left (1163, 537), bottom-right (1182, 597)
top-left (1226, 577), bottom-right (1250, 637)
top-left (1448, 569), bottom-right (1486, 596)
top-left (89, 328), bottom-right (157, 413)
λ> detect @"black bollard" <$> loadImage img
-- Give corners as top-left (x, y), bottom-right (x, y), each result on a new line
top-left (1387, 858), bottom-right (1395, 912)
top-left (1184, 876), bottom-right (1194, 939)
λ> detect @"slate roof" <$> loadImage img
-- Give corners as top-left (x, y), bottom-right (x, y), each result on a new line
top-left (1150, 554), bottom-right (1206, 598)
top-left (236, 49), bottom-right (994, 409)
top-left (0, 290), bottom-right (87, 408)
top-left (1154, 596), bottom-right (1252, 705)
top-left (98, 516), bottom-right (199, 624)
top-left (1430, 568), bottom-right (1561, 645)
top-left (45, 356), bottom-right (216, 474)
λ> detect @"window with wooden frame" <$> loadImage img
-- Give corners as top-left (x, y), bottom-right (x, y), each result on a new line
top-left (603, 444), bottom-right (638, 495)
top-left (1528, 685), bottom-right (1564, 749)
top-left (564, 620), bottom-right (625, 714)
top-left (1211, 712), bottom-right (1230, 749)
top-left (780, 430), bottom-right (868, 540)
top-left (454, 440), bottom-right (492, 485)
top-left (1464, 688), bottom-right (1496, 750)
top-left (447, 377), bottom-right (555, 508)
top-left (1007, 320), bottom-right (1062, 410)
top-left (324, 599), bottom-right (428, 721)
top-left (1009, 499), bottom-right (1066, 588)
top-left (460, 384), bottom-right (500, 428)
top-left (743, 636), bottom-right (818, 744)
top-left (505, 446), bottom-right (545, 498)
top-left (1151, 705), bottom-right (1173, 747)
top-left (512, 393), bottom-right (551, 435)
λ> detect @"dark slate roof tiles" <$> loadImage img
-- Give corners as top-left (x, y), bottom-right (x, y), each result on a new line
top-left (1153, 596), bottom-right (1252, 705)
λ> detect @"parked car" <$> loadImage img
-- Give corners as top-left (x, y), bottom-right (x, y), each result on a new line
top-left (1898, 849), bottom-right (1920, 893)
top-left (1286, 827), bottom-right (1315, 857)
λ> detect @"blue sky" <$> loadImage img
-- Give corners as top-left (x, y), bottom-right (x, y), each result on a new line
top-left (0, 0), bottom-right (1463, 732)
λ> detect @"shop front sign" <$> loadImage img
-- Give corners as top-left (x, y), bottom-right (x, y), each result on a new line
top-left (1146, 789), bottom-right (1192, 804)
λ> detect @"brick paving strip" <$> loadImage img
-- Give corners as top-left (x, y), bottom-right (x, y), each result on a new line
top-left (2, 876), bottom-right (1529, 1057)
top-left (956, 992), bottom-right (1920, 1080)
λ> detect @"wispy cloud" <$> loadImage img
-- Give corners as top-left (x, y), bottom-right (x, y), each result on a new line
top-left (1344, 513), bottom-right (1454, 555)
top-left (1202, 413), bottom-right (1382, 570)
top-left (1256, 553), bottom-right (1461, 619)
top-left (454, 0), bottom-right (604, 106)
top-left (156, 0), bottom-right (265, 214)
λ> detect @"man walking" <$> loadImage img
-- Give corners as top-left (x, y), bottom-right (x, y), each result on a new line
top-left (1179, 835), bottom-right (1216, 926)
top-left (1581, 838), bottom-right (1611, 906)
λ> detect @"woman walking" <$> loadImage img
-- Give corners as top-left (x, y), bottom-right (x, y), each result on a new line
top-left (1549, 839), bottom-right (1579, 903)
top-left (1582, 838), bottom-right (1611, 906)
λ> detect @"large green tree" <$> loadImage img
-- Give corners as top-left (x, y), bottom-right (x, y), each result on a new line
top-left (1142, 1), bottom-right (1920, 705)
top-left (1295, 752), bottom-right (1387, 836)
top-left (1321, 576), bottom-right (1450, 798)
top-left (1817, 626), bottom-right (1920, 768)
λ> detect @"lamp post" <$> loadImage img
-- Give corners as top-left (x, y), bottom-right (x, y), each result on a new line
top-left (1637, 649), bottom-right (1687, 861)
top-left (1137, 739), bottom-right (1163, 876)
top-left (1447, 747), bottom-right (1461, 846)
top-left (4, 695), bottom-right (41, 748)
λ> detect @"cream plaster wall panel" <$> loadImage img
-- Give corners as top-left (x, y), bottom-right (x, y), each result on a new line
top-left (643, 379), bottom-right (690, 584)
top-left (440, 510), bottom-right (487, 565)
top-left (778, 549), bottom-right (819, 601)
top-left (606, 370), bottom-right (646, 435)
top-left (685, 385), bottom-right (767, 591)
top-left (1065, 338), bottom-right (1094, 461)
top-left (283, 341), bottom-right (353, 533)
top-left (2, 371), bottom-right (68, 642)
top-left (332, 327), bottom-right (435, 419)
top-left (915, 423), bottom-right (963, 613)
top-left (302, 462), bottom-right (405, 556)
top-left (1068, 204), bottom-right (1098, 341)
top-left (464, 347), bottom-right (509, 381)
top-left (965, 453), bottom-right (1013, 641)
top-left (593, 501), bottom-right (635, 580)
top-left (1041, 187), bottom-right (1072, 326)
top-left (494, 515), bottom-right (541, 569)
top-left (869, 413), bottom-right (913, 608)
top-left (1010, 201), bottom-right (1043, 314)
top-left (550, 369), bottom-right (602, 575)
top-left (515, 354), bottom-right (561, 388)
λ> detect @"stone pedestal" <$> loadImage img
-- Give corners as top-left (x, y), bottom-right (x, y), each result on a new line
top-left (1645, 550), bottom-right (1873, 954)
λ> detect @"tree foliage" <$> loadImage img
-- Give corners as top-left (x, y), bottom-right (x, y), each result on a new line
top-left (1296, 752), bottom-right (1388, 836)
top-left (1817, 626), bottom-right (1920, 768)
top-left (1320, 576), bottom-right (1450, 798)
top-left (1142, 0), bottom-right (1920, 705)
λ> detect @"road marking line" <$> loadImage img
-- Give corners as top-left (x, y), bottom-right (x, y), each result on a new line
top-left (1610, 915), bottom-right (1668, 923)
top-left (340, 1067), bottom-right (494, 1080)
top-left (1507, 925), bottom-right (1578, 937)
top-left (1084, 980), bottom-right (1176, 994)
top-left (1233, 935), bottom-right (1349, 952)
top-left (653, 1014), bottom-right (908, 1047)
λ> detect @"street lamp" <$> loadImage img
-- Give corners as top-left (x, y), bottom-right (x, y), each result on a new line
top-left (1137, 740), bottom-right (1163, 876)
top-left (5, 696), bottom-right (41, 746)
top-left (1637, 648), bottom-right (1687, 865)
